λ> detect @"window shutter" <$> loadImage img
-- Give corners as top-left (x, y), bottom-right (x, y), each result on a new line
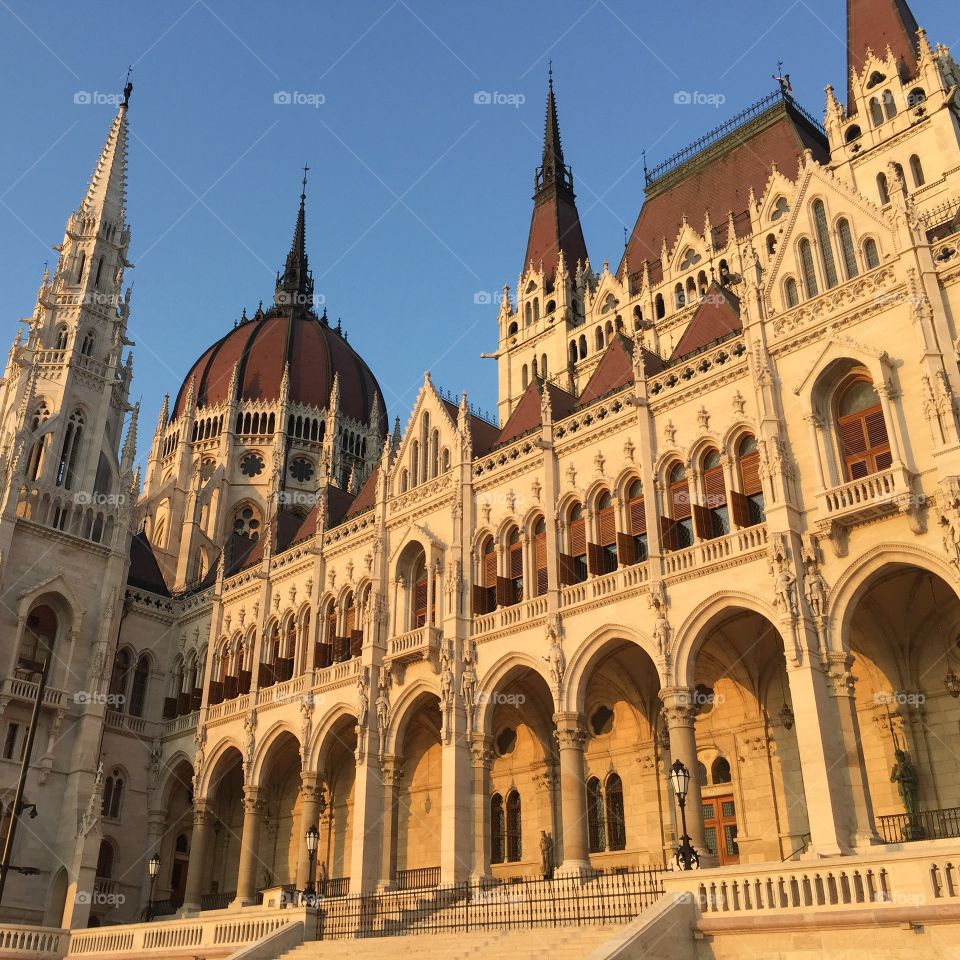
top-left (496, 576), bottom-right (512, 608)
top-left (344, 606), bottom-right (355, 635)
top-left (875, 450), bottom-right (893, 471)
top-left (629, 497), bottom-right (647, 535)
top-left (670, 482), bottom-right (691, 520)
top-left (351, 629), bottom-right (363, 658)
top-left (838, 417), bottom-right (868, 456)
top-left (849, 459), bottom-right (870, 479)
top-left (315, 643), bottom-right (332, 669)
top-left (534, 532), bottom-right (548, 595)
top-left (238, 669), bottom-right (252, 694)
top-left (659, 515), bottom-right (679, 552)
top-left (729, 490), bottom-right (751, 528)
top-left (569, 517), bottom-right (586, 556)
top-left (703, 467), bottom-right (726, 508)
top-left (617, 532), bottom-right (636, 566)
top-left (587, 542), bottom-right (602, 576)
top-left (483, 551), bottom-right (497, 587)
top-left (739, 452), bottom-right (761, 496)
top-left (559, 553), bottom-right (576, 586)
top-left (510, 544), bottom-right (523, 579)
top-left (865, 409), bottom-right (888, 448)
top-left (414, 577), bottom-right (428, 625)
top-left (692, 504), bottom-right (712, 541)
top-left (472, 584), bottom-right (486, 616)
top-left (598, 508), bottom-right (616, 546)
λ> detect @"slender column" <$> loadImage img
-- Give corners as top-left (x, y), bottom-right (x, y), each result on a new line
top-left (823, 653), bottom-right (879, 848)
top-left (805, 415), bottom-right (827, 489)
top-left (553, 711), bottom-right (589, 875)
top-left (234, 784), bottom-right (267, 905)
top-left (295, 773), bottom-right (325, 892)
top-left (660, 688), bottom-right (710, 859)
top-left (470, 734), bottom-right (494, 880)
top-left (181, 798), bottom-right (213, 912)
top-left (139, 808), bottom-right (166, 912)
top-left (378, 754), bottom-right (403, 889)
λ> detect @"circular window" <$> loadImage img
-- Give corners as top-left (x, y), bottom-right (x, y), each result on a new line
top-left (200, 458), bottom-right (216, 482)
top-left (590, 705), bottom-right (614, 736)
top-left (240, 452), bottom-right (265, 478)
top-left (289, 457), bottom-right (314, 483)
top-left (233, 508), bottom-right (261, 539)
top-left (496, 727), bottom-right (517, 756)
top-left (694, 683), bottom-right (716, 716)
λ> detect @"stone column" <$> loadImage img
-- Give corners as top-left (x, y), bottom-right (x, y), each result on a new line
top-left (181, 798), bottom-right (213, 913)
top-left (295, 773), bottom-right (325, 892)
top-left (553, 711), bottom-right (590, 875)
top-left (378, 754), bottom-right (403, 889)
top-left (823, 653), bottom-right (879, 848)
top-left (233, 784), bottom-right (267, 906)
top-left (470, 734), bottom-right (494, 880)
top-left (660, 688), bottom-right (711, 859)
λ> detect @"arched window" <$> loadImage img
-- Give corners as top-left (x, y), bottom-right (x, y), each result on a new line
top-left (532, 516), bottom-right (548, 596)
top-left (109, 649), bottom-right (132, 705)
top-left (697, 449), bottom-right (728, 540)
top-left (784, 276), bottom-right (799, 308)
top-left (605, 773), bottom-right (626, 851)
top-left (812, 200), bottom-right (838, 289)
top-left (561, 503), bottom-right (588, 585)
top-left (505, 790), bottom-right (522, 862)
top-left (19, 604), bottom-right (57, 675)
top-left (490, 794), bottom-right (505, 864)
top-left (474, 536), bottom-right (497, 615)
top-left (696, 762), bottom-right (708, 787)
top-left (578, 335), bottom-right (587, 360)
top-left (411, 550), bottom-right (430, 629)
top-left (505, 527), bottom-right (523, 606)
top-left (81, 331), bottom-right (95, 357)
top-left (844, 124), bottom-right (861, 143)
top-left (521, 364), bottom-right (528, 389)
top-left (655, 294), bottom-right (665, 320)
top-left (102, 770), bottom-right (125, 819)
top-left (909, 154), bottom-right (925, 188)
top-left (836, 374), bottom-right (891, 480)
top-left (882, 90), bottom-right (897, 120)
top-left (531, 356), bottom-right (538, 379)
top-left (712, 757), bottom-right (732, 785)
top-left (869, 97), bottom-right (884, 127)
top-left (734, 435), bottom-right (765, 526)
top-left (525, 302), bottom-right (532, 326)
top-left (95, 841), bottom-right (114, 880)
top-left (569, 340), bottom-right (578, 364)
top-left (798, 239), bottom-right (818, 298)
top-left (410, 440), bottom-right (420, 486)
top-left (877, 172), bottom-right (890, 205)
top-left (664, 462), bottom-right (694, 550)
top-left (508, 320), bottom-right (518, 337)
top-left (533, 298), bottom-right (540, 323)
top-left (863, 237), bottom-right (880, 269)
top-left (591, 491), bottom-right (618, 575)
top-left (56, 409), bottom-right (85, 489)
top-left (907, 87), bottom-right (926, 108)
top-left (674, 283), bottom-right (685, 309)
top-left (837, 219), bottom-right (858, 279)
top-left (541, 353), bottom-right (547, 378)
top-left (625, 479), bottom-right (647, 563)
top-left (129, 654), bottom-right (150, 717)
top-left (75, 250), bottom-right (86, 284)
top-left (587, 777), bottom-right (606, 853)
top-left (595, 327), bottom-right (604, 352)
top-left (55, 325), bottom-right (68, 350)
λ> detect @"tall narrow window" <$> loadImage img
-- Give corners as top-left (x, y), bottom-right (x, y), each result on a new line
top-left (863, 238), bottom-right (880, 269)
top-left (869, 97), bottom-right (884, 127)
top-left (560, 503), bottom-right (588, 585)
top-left (506, 528), bottom-right (523, 605)
top-left (697, 450), bottom-right (728, 539)
top-left (882, 90), bottom-right (897, 120)
top-left (784, 277), bottom-right (799, 308)
top-left (877, 173), bottom-right (890, 205)
top-left (733, 435), bottom-right (765, 526)
top-left (55, 326), bottom-right (68, 350)
top-left (57, 410), bottom-right (85, 489)
top-left (96, 841), bottom-right (114, 881)
top-left (605, 774), bottom-right (626, 851)
top-left (812, 201), bottom-right (838, 289)
top-left (591, 492), bottom-right (618, 575)
top-left (490, 794), bottom-right (505, 864)
top-left (664, 463), bottom-right (694, 549)
top-left (129, 654), bottom-right (150, 717)
top-left (109, 649), bottom-right (131, 704)
top-left (587, 777), bottom-right (606, 853)
top-left (412, 555), bottom-right (429, 629)
top-left (623, 479), bottom-right (647, 563)
top-left (75, 251), bottom-right (86, 284)
top-left (505, 790), bottom-right (522, 862)
top-left (532, 517), bottom-right (548, 596)
top-left (909, 154), bottom-right (924, 187)
top-left (837, 219), bottom-right (858, 279)
top-left (836, 375), bottom-right (892, 480)
top-left (479, 537), bottom-right (497, 613)
top-left (798, 240), bottom-right (818, 297)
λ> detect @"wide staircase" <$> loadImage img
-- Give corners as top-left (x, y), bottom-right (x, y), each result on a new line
top-left (279, 925), bottom-right (624, 959)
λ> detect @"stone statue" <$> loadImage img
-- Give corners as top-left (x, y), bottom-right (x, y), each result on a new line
top-left (539, 830), bottom-right (554, 879)
top-left (803, 563), bottom-right (827, 619)
top-left (891, 748), bottom-right (921, 836)
top-left (356, 671), bottom-right (369, 730)
top-left (460, 659), bottom-right (478, 734)
top-left (773, 566), bottom-right (797, 617)
top-left (376, 676), bottom-right (390, 752)
top-left (652, 609), bottom-right (670, 657)
top-left (544, 626), bottom-right (566, 690)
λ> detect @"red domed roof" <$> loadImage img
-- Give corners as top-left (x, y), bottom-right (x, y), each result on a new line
top-left (172, 309), bottom-right (387, 434)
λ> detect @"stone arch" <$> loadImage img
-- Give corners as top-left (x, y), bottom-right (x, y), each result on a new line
top-left (653, 448), bottom-right (688, 480)
top-left (613, 467), bottom-right (643, 501)
top-left (158, 751), bottom-right (195, 810)
top-left (721, 421), bottom-right (758, 457)
top-left (308, 702), bottom-right (358, 772)
top-left (251, 721), bottom-right (302, 784)
top-left (384, 679), bottom-right (440, 757)
top-left (672, 591), bottom-right (781, 688)
top-left (198, 738), bottom-right (244, 798)
top-left (476, 652), bottom-right (554, 737)
top-left (830, 544), bottom-right (960, 655)
top-left (687, 433), bottom-right (723, 466)
top-left (563, 623), bottom-right (662, 714)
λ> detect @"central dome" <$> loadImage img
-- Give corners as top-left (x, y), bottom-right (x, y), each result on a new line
top-left (171, 185), bottom-right (387, 436)
top-left (172, 309), bottom-right (386, 431)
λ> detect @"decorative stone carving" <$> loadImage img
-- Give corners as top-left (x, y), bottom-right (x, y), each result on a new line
top-left (544, 623), bottom-right (566, 703)
top-left (439, 641), bottom-right (454, 743)
top-left (376, 673), bottom-right (391, 762)
top-left (460, 655), bottom-right (478, 737)
top-left (648, 581), bottom-right (671, 657)
top-left (664, 421), bottom-right (677, 445)
top-left (768, 534), bottom-right (797, 619)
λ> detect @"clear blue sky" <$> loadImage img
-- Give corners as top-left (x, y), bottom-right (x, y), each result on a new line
top-left (0, 0), bottom-right (953, 445)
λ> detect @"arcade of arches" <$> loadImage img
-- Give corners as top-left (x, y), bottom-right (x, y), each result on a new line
top-left (152, 560), bottom-right (960, 905)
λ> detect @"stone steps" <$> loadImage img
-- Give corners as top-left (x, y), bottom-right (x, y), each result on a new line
top-left (278, 925), bottom-right (623, 959)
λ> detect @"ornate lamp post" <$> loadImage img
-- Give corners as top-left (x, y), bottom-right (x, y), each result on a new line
top-left (146, 853), bottom-right (161, 921)
top-left (669, 760), bottom-right (700, 871)
top-left (305, 824), bottom-right (319, 900)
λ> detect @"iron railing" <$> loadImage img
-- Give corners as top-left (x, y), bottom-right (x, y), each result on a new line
top-left (395, 866), bottom-right (441, 891)
top-left (315, 867), bottom-right (665, 941)
top-left (200, 890), bottom-right (235, 911)
top-left (877, 806), bottom-right (960, 843)
top-left (321, 877), bottom-right (351, 898)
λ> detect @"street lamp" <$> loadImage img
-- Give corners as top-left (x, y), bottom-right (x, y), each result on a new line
top-left (669, 759), bottom-right (700, 871)
top-left (146, 853), bottom-right (161, 922)
top-left (305, 824), bottom-right (319, 900)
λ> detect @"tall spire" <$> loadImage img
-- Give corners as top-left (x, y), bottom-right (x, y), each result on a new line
top-left (522, 68), bottom-right (588, 280)
top-left (847, 0), bottom-right (920, 109)
top-left (275, 164), bottom-right (314, 312)
top-left (78, 91), bottom-right (131, 226)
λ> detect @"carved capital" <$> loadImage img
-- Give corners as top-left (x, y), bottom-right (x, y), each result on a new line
top-left (193, 797), bottom-right (215, 828)
top-left (470, 734), bottom-right (495, 769)
top-left (242, 784), bottom-right (268, 816)
top-left (659, 687), bottom-right (698, 728)
top-left (553, 712), bottom-right (587, 750)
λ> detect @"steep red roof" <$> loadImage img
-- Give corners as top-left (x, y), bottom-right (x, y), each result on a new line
top-left (671, 284), bottom-right (742, 359)
top-left (438, 398), bottom-right (501, 457)
top-left (579, 335), bottom-right (635, 405)
top-left (347, 466), bottom-right (379, 518)
top-left (496, 380), bottom-right (576, 447)
top-left (127, 532), bottom-right (169, 596)
top-left (847, 0), bottom-right (920, 110)
top-left (620, 99), bottom-right (828, 286)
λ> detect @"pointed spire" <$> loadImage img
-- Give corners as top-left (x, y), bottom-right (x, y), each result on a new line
top-left (391, 416), bottom-right (402, 450)
top-left (275, 165), bottom-right (314, 312)
top-left (847, 0), bottom-right (920, 109)
top-left (155, 394), bottom-right (169, 434)
top-left (542, 61), bottom-right (565, 178)
top-left (122, 402), bottom-right (139, 474)
top-left (78, 101), bottom-right (130, 226)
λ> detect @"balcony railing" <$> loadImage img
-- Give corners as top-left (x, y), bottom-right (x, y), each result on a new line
top-left (385, 625), bottom-right (442, 666)
top-left (663, 523), bottom-right (768, 576)
top-left (877, 806), bottom-right (960, 844)
top-left (0, 675), bottom-right (67, 709)
top-left (817, 467), bottom-right (912, 530)
top-left (394, 866), bottom-right (441, 891)
top-left (473, 595), bottom-right (549, 637)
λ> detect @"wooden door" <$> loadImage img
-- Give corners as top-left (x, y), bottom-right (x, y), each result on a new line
top-left (702, 795), bottom-right (739, 865)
